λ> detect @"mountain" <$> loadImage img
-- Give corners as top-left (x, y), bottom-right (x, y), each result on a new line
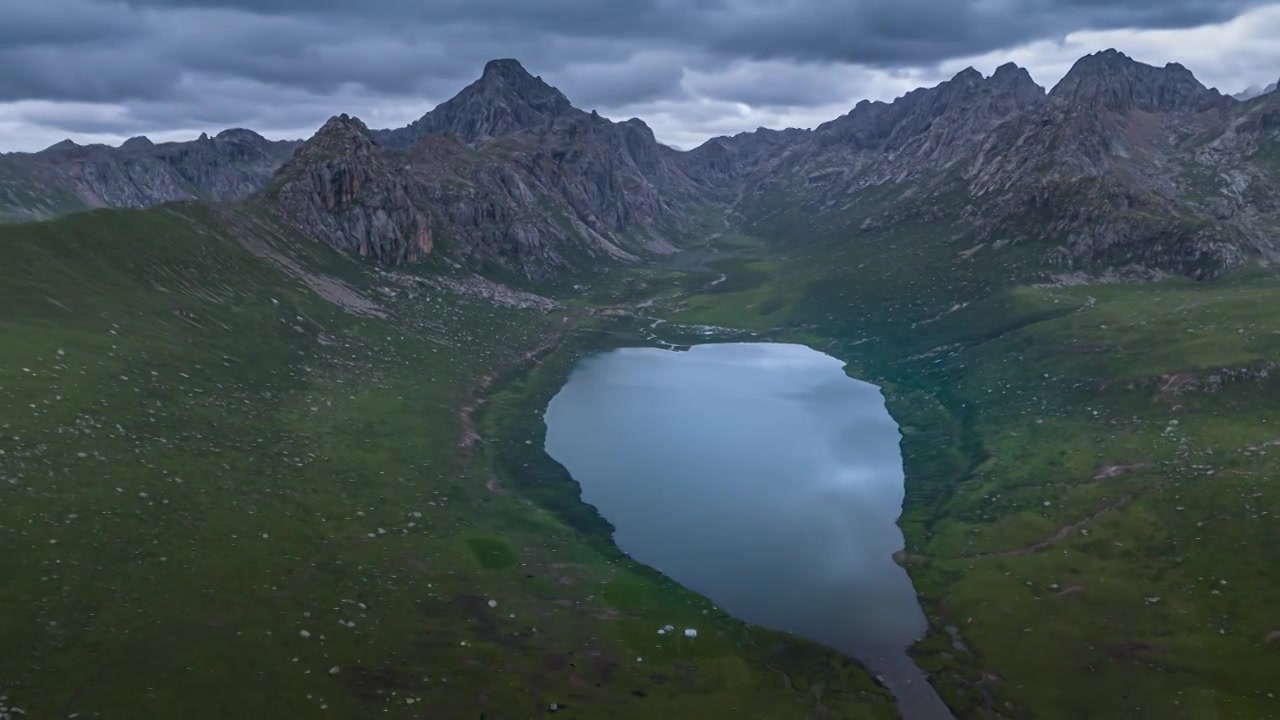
top-left (6, 49), bottom-right (1280, 720)
top-left (709, 50), bottom-right (1279, 278)
top-left (1234, 80), bottom-right (1278, 100)
top-left (8, 51), bottom-right (1276, 283)
top-left (1047, 49), bottom-right (1230, 113)
top-left (0, 129), bottom-right (301, 221)
top-left (371, 58), bottom-right (577, 147)
top-left (274, 60), bottom-right (710, 278)
top-left (276, 51), bottom-right (1280, 281)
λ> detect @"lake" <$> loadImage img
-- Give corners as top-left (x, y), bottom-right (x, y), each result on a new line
top-left (543, 342), bottom-right (953, 719)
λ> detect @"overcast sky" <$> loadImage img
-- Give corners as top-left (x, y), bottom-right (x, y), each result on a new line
top-left (2, 0), bottom-right (1279, 152)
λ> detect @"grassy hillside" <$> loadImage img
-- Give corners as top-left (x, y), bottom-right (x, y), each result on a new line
top-left (658, 206), bottom-right (1280, 718)
top-left (6, 180), bottom-right (1278, 719)
top-left (0, 204), bottom-right (894, 719)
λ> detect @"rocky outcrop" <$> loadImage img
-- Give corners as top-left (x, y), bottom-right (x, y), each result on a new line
top-left (8, 50), bottom-right (1276, 283)
top-left (1049, 49), bottom-right (1230, 114)
top-left (373, 59), bottom-right (576, 148)
top-left (272, 52), bottom-right (1278, 281)
top-left (953, 54), bottom-right (1276, 274)
top-left (272, 60), bottom-right (712, 277)
top-left (711, 50), bottom-right (1280, 278)
top-left (815, 63), bottom-right (1046, 156)
top-left (271, 115), bottom-right (434, 265)
top-left (0, 130), bottom-right (300, 221)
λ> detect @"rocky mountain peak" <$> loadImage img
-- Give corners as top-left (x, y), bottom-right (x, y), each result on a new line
top-left (315, 113), bottom-right (371, 139)
top-left (481, 58), bottom-right (533, 81)
top-left (215, 128), bottom-right (268, 143)
top-left (41, 139), bottom-right (81, 154)
top-left (1050, 48), bottom-right (1226, 113)
top-left (278, 114), bottom-right (375, 175)
top-left (814, 61), bottom-right (1045, 156)
top-left (471, 58), bottom-right (569, 106)
top-left (991, 61), bottom-right (1025, 79)
top-left (619, 117), bottom-right (656, 139)
top-left (952, 66), bottom-right (984, 85)
top-left (991, 62), bottom-right (1041, 90)
top-left (120, 136), bottom-right (155, 151)
top-left (374, 58), bottom-right (576, 148)
top-left (1235, 80), bottom-right (1279, 101)
top-left (272, 114), bottom-right (434, 265)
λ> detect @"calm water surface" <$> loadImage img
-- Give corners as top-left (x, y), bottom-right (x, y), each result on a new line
top-left (544, 342), bottom-right (953, 719)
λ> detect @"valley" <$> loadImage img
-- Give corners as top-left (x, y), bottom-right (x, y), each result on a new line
top-left (0, 205), bottom-right (898, 719)
top-left (650, 228), bottom-right (1280, 718)
top-left (2, 49), bottom-right (1279, 720)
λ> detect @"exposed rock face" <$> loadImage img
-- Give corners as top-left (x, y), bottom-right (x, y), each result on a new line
top-left (1049, 50), bottom-right (1230, 113)
top-left (712, 50), bottom-right (1280, 278)
top-left (373, 59), bottom-right (575, 147)
top-left (272, 115), bottom-right (434, 265)
top-left (269, 52), bottom-right (1280, 280)
top-left (8, 50), bottom-right (1278, 283)
top-left (816, 63), bottom-right (1047, 156)
top-left (0, 130), bottom-right (301, 221)
top-left (276, 60), bottom-right (709, 276)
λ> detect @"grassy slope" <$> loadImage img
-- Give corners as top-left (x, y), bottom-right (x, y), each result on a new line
top-left (0, 205), bottom-right (894, 719)
top-left (660, 196), bottom-right (1280, 718)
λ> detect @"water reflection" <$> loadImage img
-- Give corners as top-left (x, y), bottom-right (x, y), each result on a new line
top-left (544, 343), bottom-right (953, 719)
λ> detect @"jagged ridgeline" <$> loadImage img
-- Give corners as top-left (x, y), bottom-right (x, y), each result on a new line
top-left (4, 52), bottom-right (1277, 280)
top-left (4, 49), bottom-right (1280, 720)
top-left (0, 129), bottom-right (301, 222)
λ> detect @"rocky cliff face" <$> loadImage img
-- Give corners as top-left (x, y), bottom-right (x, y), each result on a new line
top-left (8, 50), bottom-right (1278, 283)
top-left (372, 59), bottom-right (576, 148)
top-left (713, 50), bottom-right (1280, 278)
top-left (0, 130), bottom-right (300, 221)
top-left (963, 52), bottom-right (1276, 276)
top-left (271, 115), bottom-right (434, 265)
top-left (1048, 49), bottom-right (1230, 114)
top-left (274, 60), bottom-right (711, 277)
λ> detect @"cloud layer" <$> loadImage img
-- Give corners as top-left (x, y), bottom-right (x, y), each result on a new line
top-left (1, 0), bottom-right (1278, 151)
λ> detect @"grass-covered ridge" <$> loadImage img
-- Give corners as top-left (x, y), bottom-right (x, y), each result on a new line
top-left (5, 185), bottom-right (1279, 719)
top-left (0, 204), bottom-right (895, 719)
top-left (655, 207), bottom-right (1280, 718)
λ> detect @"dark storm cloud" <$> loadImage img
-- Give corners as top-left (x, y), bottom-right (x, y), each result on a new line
top-left (0, 0), bottom-right (1267, 103)
top-left (0, 0), bottom-right (139, 45)
top-left (115, 0), bottom-right (1264, 48)
top-left (696, 0), bottom-right (1268, 64)
top-left (554, 55), bottom-right (691, 107)
top-left (104, 0), bottom-right (1268, 65)
top-left (0, 0), bottom-right (1273, 150)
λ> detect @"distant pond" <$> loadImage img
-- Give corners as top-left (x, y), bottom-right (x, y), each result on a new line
top-left (543, 342), bottom-right (953, 719)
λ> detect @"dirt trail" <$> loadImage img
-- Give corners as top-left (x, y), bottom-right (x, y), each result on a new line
top-left (980, 463), bottom-right (1169, 558)
top-left (1093, 463), bottom-right (1150, 480)
top-left (995, 492), bottom-right (1139, 558)
top-left (457, 240), bottom-right (733, 452)
top-left (458, 332), bottom-right (564, 450)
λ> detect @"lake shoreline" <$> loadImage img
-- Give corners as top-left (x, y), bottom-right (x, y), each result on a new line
top-left (478, 315), bottom-right (904, 714)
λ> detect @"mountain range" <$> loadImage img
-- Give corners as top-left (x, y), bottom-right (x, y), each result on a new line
top-left (4, 50), bottom-right (1277, 282)
top-left (5, 49), bottom-right (1280, 720)
top-left (1234, 81), bottom-right (1278, 101)
top-left (0, 129), bottom-right (300, 222)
